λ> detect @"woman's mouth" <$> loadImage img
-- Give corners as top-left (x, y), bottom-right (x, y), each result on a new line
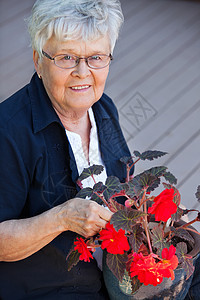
top-left (70, 85), bottom-right (90, 91)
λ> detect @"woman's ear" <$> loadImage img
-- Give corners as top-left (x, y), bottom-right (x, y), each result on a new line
top-left (33, 50), bottom-right (41, 78)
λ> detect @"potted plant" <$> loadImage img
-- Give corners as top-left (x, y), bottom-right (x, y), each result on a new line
top-left (66, 150), bottom-right (200, 299)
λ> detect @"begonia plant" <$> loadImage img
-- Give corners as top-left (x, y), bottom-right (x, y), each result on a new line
top-left (67, 150), bottom-right (200, 294)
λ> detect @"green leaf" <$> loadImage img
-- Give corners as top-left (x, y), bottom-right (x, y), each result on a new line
top-left (176, 242), bottom-right (194, 279)
top-left (163, 171), bottom-right (177, 185)
top-left (106, 252), bottom-right (128, 282)
top-left (78, 165), bottom-right (104, 181)
top-left (151, 225), bottom-right (168, 255)
top-left (195, 185), bottom-right (200, 202)
top-left (103, 176), bottom-right (121, 200)
top-left (76, 187), bottom-right (93, 199)
top-left (133, 150), bottom-right (168, 161)
top-left (110, 209), bottom-right (146, 232)
top-left (66, 249), bottom-right (80, 271)
top-left (129, 224), bottom-right (144, 252)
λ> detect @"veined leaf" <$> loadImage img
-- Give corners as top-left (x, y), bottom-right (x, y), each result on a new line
top-left (131, 276), bottom-right (143, 294)
top-left (176, 242), bottom-right (194, 279)
top-left (103, 176), bottom-right (121, 200)
top-left (93, 182), bottom-right (106, 193)
top-left (133, 150), bottom-right (168, 161)
top-left (145, 166), bottom-right (167, 177)
top-left (66, 249), bottom-right (80, 271)
top-left (78, 165), bottom-right (104, 181)
top-left (129, 224), bottom-right (144, 252)
top-left (151, 225), bottom-right (168, 255)
top-left (163, 171), bottom-right (177, 185)
top-left (127, 174), bottom-right (155, 198)
top-left (195, 185), bottom-right (200, 202)
top-left (76, 187), bottom-right (93, 199)
top-left (120, 156), bottom-right (133, 165)
top-left (110, 209), bottom-right (146, 231)
top-left (90, 192), bottom-right (104, 205)
top-left (171, 206), bottom-right (184, 222)
top-left (171, 227), bottom-right (195, 248)
top-left (109, 199), bottom-right (130, 213)
top-left (106, 252), bottom-right (128, 282)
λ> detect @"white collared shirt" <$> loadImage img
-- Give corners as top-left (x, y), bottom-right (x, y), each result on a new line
top-left (65, 107), bottom-right (107, 188)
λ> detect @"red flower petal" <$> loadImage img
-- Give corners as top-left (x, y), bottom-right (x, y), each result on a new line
top-left (148, 188), bottom-right (177, 222)
top-left (74, 238), bottom-right (94, 262)
top-left (99, 222), bottom-right (129, 254)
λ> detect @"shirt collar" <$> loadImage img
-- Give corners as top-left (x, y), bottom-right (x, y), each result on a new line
top-left (29, 73), bottom-right (63, 134)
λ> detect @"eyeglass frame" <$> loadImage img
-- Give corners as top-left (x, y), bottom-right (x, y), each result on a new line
top-left (42, 50), bottom-right (113, 70)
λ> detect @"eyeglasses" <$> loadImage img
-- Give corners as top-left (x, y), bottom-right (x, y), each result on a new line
top-left (42, 50), bottom-right (113, 69)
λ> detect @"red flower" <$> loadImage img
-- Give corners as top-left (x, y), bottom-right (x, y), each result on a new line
top-left (161, 245), bottom-right (179, 280)
top-left (130, 250), bottom-right (178, 286)
top-left (130, 253), bottom-right (165, 286)
top-left (148, 188), bottom-right (177, 222)
top-left (74, 238), bottom-right (94, 262)
top-left (99, 222), bottom-right (130, 254)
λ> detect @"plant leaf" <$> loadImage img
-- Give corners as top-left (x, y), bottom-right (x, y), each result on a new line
top-left (146, 166), bottom-right (168, 177)
top-left (66, 249), bottom-right (80, 271)
top-left (78, 165), bottom-right (104, 181)
top-left (163, 171), bottom-right (177, 185)
top-left (133, 150), bottom-right (168, 161)
top-left (151, 225), bottom-right (168, 255)
top-left (93, 182), bottom-right (107, 193)
top-left (76, 187), bottom-right (93, 199)
top-left (90, 192), bottom-right (104, 205)
top-left (171, 206), bottom-right (184, 222)
top-left (120, 156), bottom-right (133, 165)
top-left (127, 173), bottom-right (158, 197)
top-left (110, 209), bottom-right (146, 232)
top-left (131, 276), bottom-right (143, 294)
top-left (176, 242), bottom-right (194, 279)
top-left (106, 252), bottom-right (128, 282)
top-left (129, 224), bottom-right (144, 252)
top-left (103, 176), bottom-right (121, 200)
top-left (171, 227), bottom-right (195, 248)
top-left (109, 199), bottom-right (130, 213)
top-left (195, 185), bottom-right (200, 202)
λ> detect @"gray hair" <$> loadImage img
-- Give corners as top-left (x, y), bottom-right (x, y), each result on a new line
top-left (27, 0), bottom-right (124, 56)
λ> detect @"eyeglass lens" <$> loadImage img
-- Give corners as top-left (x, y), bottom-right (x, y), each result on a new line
top-left (54, 54), bottom-right (111, 69)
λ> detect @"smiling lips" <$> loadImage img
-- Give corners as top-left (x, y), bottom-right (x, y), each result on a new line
top-left (70, 85), bottom-right (90, 90)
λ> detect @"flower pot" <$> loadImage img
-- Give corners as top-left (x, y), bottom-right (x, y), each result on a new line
top-left (102, 223), bottom-right (200, 300)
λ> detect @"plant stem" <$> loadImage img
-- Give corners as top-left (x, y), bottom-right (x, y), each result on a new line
top-left (141, 189), bottom-right (153, 253)
top-left (93, 191), bottom-right (109, 208)
top-left (91, 174), bottom-right (96, 184)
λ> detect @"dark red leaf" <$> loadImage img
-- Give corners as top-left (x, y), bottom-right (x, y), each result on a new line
top-left (106, 252), bottom-right (128, 282)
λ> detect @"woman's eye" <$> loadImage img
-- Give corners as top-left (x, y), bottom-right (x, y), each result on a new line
top-left (63, 55), bottom-right (72, 60)
top-left (91, 55), bottom-right (101, 60)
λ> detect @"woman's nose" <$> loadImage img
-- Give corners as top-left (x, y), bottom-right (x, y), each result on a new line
top-left (72, 59), bottom-right (91, 78)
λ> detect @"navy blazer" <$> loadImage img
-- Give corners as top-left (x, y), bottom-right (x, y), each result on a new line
top-left (0, 73), bottom-right (132, 299)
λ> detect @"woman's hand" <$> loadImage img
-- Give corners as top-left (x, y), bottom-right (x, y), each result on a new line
top-left (57, 198), bottom-right (113, 238)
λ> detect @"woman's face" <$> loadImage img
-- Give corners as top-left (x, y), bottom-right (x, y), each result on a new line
top-left (33, 35), bottom-right (111, 114)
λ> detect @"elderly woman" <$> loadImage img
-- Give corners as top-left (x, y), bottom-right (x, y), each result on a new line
top-left (0, 0), bottom-right (131, 299)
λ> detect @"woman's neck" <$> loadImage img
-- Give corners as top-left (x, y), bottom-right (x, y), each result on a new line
top-left (53, 105), bottom-right (92, 163)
